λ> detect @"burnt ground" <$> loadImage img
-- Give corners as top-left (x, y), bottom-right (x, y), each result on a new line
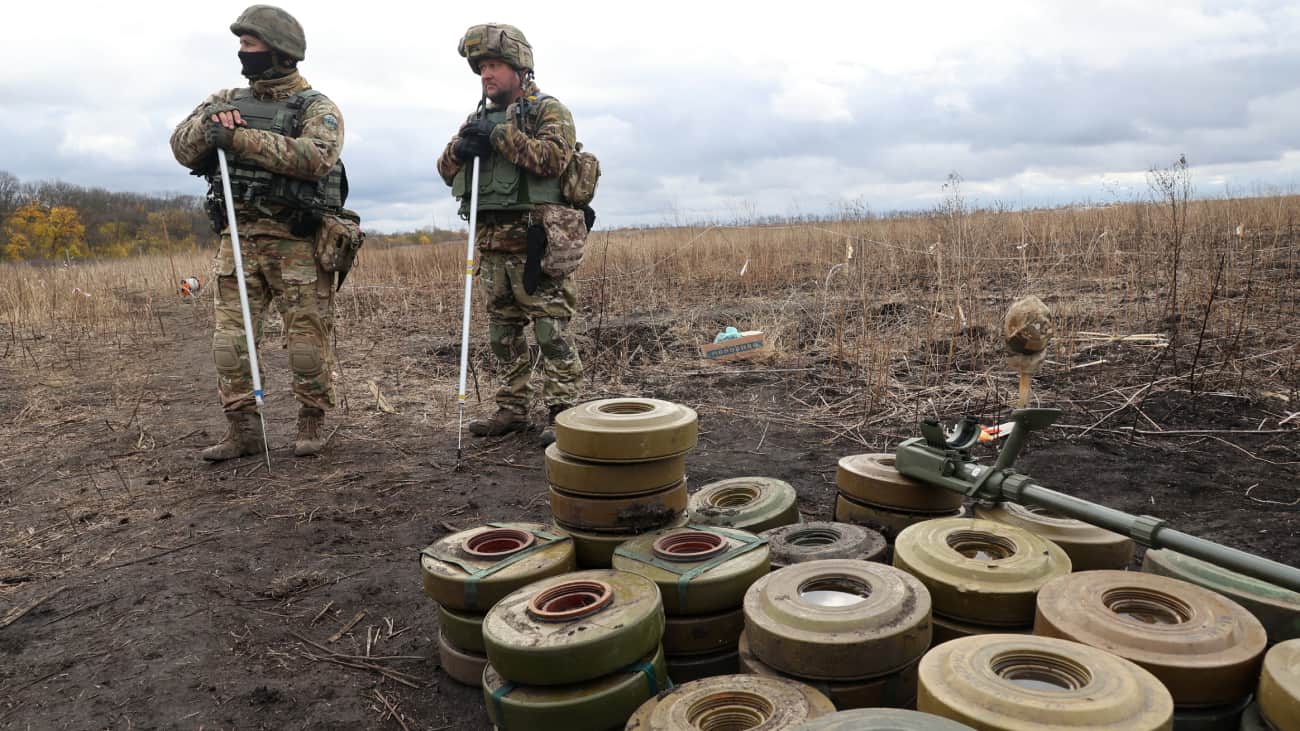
top-left (0, 296), bottom-right (1297, 731)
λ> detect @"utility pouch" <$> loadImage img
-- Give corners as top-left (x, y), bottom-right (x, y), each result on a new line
top-left (538, 203), bottom-right (588, 279)
top-left (524, 222), bottom-right (547, 295)
top-left (315, 208), bottom-right (366, 290)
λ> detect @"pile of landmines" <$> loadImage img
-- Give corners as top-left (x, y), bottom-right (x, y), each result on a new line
top-left (415, 402), bottom-right (1300, 730)
top-left (546, 398), bottom-right (697, 567)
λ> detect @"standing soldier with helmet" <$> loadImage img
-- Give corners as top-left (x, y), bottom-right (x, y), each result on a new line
top-left (171, 5), bottom-right (357, 460)
top-left (438, 23), bottom-right (597, 445)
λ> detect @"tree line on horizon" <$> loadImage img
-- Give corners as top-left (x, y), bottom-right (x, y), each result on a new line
top-left (0, 170), bottom-right (462, 263)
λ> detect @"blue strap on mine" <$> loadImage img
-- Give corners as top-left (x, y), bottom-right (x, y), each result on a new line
top-left (490, 680), bottom-right (516, 721)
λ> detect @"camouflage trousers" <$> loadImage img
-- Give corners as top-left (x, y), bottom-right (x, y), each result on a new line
top-left (212, 233), bottom-right (336, 413)
top-left (478, 250), bottom-right (583, 414)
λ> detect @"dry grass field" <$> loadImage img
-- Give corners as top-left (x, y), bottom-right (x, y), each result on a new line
top-left (1, 189), bottom-right (1297, 729)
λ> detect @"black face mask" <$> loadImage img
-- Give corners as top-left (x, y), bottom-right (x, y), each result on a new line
top-left (239, 51), bottom-right (274, 78)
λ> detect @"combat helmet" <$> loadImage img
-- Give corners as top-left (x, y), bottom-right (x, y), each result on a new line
top-left (459, 24), bottom-right (533, 74)
top-left (231, 5), bottom-right (306, 62)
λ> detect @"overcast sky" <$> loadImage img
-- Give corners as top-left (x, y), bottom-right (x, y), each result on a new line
top-left (2, 0), bottom-right (1299, 232)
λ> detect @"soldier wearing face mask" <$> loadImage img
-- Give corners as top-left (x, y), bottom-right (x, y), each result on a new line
top-left (170, 5), bottom-right (347, 460)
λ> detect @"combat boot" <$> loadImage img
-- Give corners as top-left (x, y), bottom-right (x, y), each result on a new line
top-left (468, 407), bottom-right (530, 437)
top-left (294, 407), bottom-right (326, 457)
top-left (201, 411), bottom-right (265, 462)
top-left (538, 404), bottom-right (569, 447)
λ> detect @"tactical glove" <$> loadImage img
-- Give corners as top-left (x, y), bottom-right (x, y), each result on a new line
top-left (453, 133), bottom-right (494, 162)
top-left (203, 119), bottom-right (237, 150)
top-left (201, 100), bottom-right (240, 121)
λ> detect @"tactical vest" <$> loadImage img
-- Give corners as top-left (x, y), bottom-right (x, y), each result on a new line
top-left (205, 88), bottom-right (347, 218)
top-left (452, 97), bottom-right (565, 219)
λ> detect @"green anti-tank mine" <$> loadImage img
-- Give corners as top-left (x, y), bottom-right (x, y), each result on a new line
top-left (482, 645), bottom-right (668, 731)
top-left (420, 523), bottom-right (576, 612)
top-left (612, 526), bottom-right (770, 616)
top-left (834, 494), bottom-right (964, 542)
top-left (1143, 548), bottom-right (1300, 644)
top-left (436, 603), bottom-right (485, 654)
top-left (544, 443), bottom-right (686, 496)
top-left (761, 521), bottom-right (887, 567)
top-left (742, 559), bottom-right (931, 681)
top-left (661, 606), bottom-right (746, 656)
top-left (626, 674), bottom-right (836, 731)
top-left (664, 646), bottom-right (740, 684)
top-left (687, 476), bottom-right (800, 533)
top-left (892, 517), bottom-right (1070, 626)
top-left (548, 478), bottom-right (686, 532)
top-left (838, 453), bottom-right (965, 513)
top-left (918, 634), bottom-right (1174, 731)
top-left (1254, 639), bottom-right (1300, 730)
top-left (481, 569), bottom-right (665, 686)
top-left (550, 513), bottom-right (689, 569)
top-left (438, 631), bottom-right (488, 687)
top-left (1034, 569), bottom-right (1267, 706)
top-left (738, 631), bottom-right (920, 711)
top-left (554, 398), bottom-right (697, 462)
top-left (974, 501), bottom-right (1133, 571)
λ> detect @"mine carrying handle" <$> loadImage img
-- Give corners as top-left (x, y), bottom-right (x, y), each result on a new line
top-left (894, 410), bottom-right (1300, 593)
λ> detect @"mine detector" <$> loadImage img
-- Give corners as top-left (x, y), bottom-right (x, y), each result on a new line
top-left (893, 407), bottom-right (1300, 593)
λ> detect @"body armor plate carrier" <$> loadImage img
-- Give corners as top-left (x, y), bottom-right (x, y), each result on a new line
top-left (200, 88), bottom-right (348, 234)
top-left (452, 96), bottom-right (565, 219)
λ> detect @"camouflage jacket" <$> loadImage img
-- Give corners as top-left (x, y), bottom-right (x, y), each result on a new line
top-left (170, 71), bottom-right (344, 239)
top-left (437, 80), bottom-right (576, 252)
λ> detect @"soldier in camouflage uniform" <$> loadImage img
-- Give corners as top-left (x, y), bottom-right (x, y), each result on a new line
top-left (438, 24), bottom-right (587, 444)
top-left (170, 5), bottom-right (344, 459)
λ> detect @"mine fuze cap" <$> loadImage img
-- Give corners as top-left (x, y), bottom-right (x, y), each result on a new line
top-left (231, 5), bottom-right (306, 61)
top-left (459, 23), bottom-right (533, 74)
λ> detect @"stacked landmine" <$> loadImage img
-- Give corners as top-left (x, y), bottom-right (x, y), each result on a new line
top-left (1143, 548), bottom-right (1300, 646)
top-left (613, 526), bottom-right (769, 683)
top-left (918, 634), bottom-right (1175, 730)
top-left (548, 398), bottom-right (698, 568)
top-left (760, 521), bottom-right (887, 569)
top-left (480, 569), bottom-right (667, 730)
top-left (892, 517), bottom-right (1070, 646)
top-left (687, 476), bottom-right (801, 533)
top-left (834, 454), bottom-right (965, 559)
top-left (626, 675), bottom-right (836, 730)
top-left (1034, 570), bottom-right (1268, 729)
top-left (1255, 639), bottom-right (1300, 731)
top-left (740, 559), bottom-right (932, 710)
top-left (789, 709), bottom-right (975, 730)
top-left (419, 523), bottom-right (576, 686)
top-left (973, 501), bottom-right (1134, 571)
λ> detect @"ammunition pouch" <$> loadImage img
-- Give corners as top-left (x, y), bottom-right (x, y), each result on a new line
top-left (316, 208), bottom-right (365, 290)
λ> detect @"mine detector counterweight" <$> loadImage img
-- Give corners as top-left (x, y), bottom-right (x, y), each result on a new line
top-left (894, 407), bottom-right (1300, 593)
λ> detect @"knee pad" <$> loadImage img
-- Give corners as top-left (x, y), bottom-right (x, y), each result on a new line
top-left (535, 318), bottom-right (574, 359)
top-left (212, 332), bottom-right (243, 374)
top-left (288, 335), bottom-right (324, 376)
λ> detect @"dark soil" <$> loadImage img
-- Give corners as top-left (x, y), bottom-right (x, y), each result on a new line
top-left (0, 297), bottom-right (1296, 731)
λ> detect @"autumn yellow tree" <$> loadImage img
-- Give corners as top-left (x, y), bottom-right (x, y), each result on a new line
top-left (2, 202), bottom-right (86, 261)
